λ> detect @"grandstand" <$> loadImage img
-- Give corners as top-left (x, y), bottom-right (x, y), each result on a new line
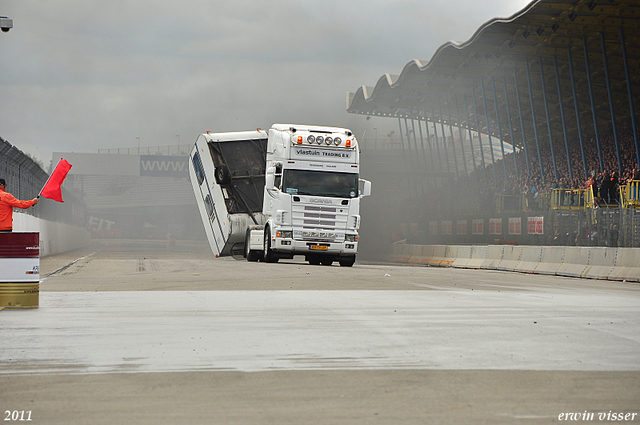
top-left (350, 0), bottom-right (640, 250)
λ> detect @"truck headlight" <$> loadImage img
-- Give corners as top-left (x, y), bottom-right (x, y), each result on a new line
top-left (345, 234), bottom-right (358, 242)
top-left (277, 230), bottom-right (293, 238)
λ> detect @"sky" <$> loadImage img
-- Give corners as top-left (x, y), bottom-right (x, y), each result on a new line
top-left (1, 0), bottom-right (533, 167)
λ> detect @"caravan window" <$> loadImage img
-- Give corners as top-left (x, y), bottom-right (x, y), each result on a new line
top-left (192, 152), bottom-right (205, 185)
top-left (204, 194), bottom-right (215, 221)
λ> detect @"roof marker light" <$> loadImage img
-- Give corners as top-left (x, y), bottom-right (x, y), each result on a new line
top-left (297, 136), bottom-right (303, 144)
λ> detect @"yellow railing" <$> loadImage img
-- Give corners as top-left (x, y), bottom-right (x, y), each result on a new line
top-left (551, 187), bottom-right (595, 210)
top-left (620, 180), bottom-right (640, 208)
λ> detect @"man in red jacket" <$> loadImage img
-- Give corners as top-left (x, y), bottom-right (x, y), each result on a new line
top-left (0, 178), bottom-right (39, 232)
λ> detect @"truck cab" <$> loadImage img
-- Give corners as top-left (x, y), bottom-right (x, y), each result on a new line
top-left (251, 124), bottom-right (371, 266)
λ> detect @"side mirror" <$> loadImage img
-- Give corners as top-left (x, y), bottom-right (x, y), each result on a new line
top-left (359, 179), bottom-right (371, 197)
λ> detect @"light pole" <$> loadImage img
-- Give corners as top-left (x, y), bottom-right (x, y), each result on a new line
top-left (374, 128), bottom-right (378, 150)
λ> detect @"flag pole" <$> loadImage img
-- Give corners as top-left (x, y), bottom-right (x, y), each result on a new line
top-left (38, 158), bottom-right (63, 198)
top-left (38, 170), bottom-right (56, 199)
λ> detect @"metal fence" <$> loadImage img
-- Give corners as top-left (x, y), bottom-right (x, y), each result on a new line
top-left (97, 144), bottom-right (192, 156)
top-left (0, 137), bottom-right (85, 226)
top-left (0, 137), bottom-right (48, 202)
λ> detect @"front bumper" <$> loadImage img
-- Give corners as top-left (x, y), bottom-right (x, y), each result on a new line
top-left (273, 237), bottom-right (357, 255)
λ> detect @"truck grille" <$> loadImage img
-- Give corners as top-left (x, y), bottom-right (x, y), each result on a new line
top-left (291, 202), bottom-right (349, 240)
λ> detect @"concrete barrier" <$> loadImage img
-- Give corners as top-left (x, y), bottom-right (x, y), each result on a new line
top-left (498, 246), bottom-right (523, 271)
top-left (387, 243), bottom-right (640, 283)
top-left (421, 245), bottom-right (441, 266)
top-left (14, 213), bottom-right (90, 257)
top-left (390, 243), bottom-right (408, 263)
top-left (583, 247), bottom-right (617, 280)
top-left (516, 246), bottom-right (543, 274)
top-left (389, 243), bottom-right (400, 262)
top-left (467, 246), bottom-right (487, 269)
top-left (452, 245), bottom-right (472, 268)
top-left (443, 245), bottom-right (458, 267)
top-left (481, 246), bottom-right (504, 270)
top-left (555, 247), bottom-right (589, 278)
top-left (609, 248), bottom-right (640, 282)
top-left (535, 246), bottom-right (566, 275)
top-left (423, 245), bottom-right (437, 265)
top-left (408, 244), bottom-right (425, 264)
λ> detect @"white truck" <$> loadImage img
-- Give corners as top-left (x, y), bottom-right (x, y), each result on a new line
top-left (188, 124), bottom-right (371, 266)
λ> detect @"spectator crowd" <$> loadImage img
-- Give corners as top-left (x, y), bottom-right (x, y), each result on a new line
top-left (468, 125), bottom-right (640, 209)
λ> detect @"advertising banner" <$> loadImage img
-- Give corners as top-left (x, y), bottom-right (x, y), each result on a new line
top-left (429, 221), bottom-right (438, 235)
top-left (508, 217), bottom-right (522, 235)
top-left (441, 221), bottom-right (452, 235)
top-left (472, 219), bottom-right (484, 235)
top-left (528, 217), bottom-right (544, 235)
top-left (457, 220), bottom-right (467, 235)
top-left (489, 218), bottom-right (503, 235)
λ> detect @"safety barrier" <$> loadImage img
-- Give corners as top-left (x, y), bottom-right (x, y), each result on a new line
top-left (534, 246), bottom-right (565, 275)
top-left (408, 245), bottom-right (425, 264)
top-left (390, 243), bottom-right (412, 263)
top-left (620, 180), bottom-right (640, 209)
top-left (14, 213), bottom-right (90, 257)
top-left (497, 245), bottom-right (523, 271)
top-left (551, 188), bottom-right (594, 210)
top-left (467, 245), bottom-right (487, 269)
top-left (418, 245), bottom-right (454, 266)
top-left (582, 247), bottom-right (617, 280)
top-left (451, 245), bottom-right (473, 268)
top-left (480, 246), bottom-right (504, 270)
top-left (420, 245), bottom-right (437, 265)
top-left (555, 247), bottom-right (590, 278)
top-left (517, 246), bottom-right (543, 273)
top-left (388, 243), bottom-right (640, 282)
top-left (608, 248), bottom-right (640, 281)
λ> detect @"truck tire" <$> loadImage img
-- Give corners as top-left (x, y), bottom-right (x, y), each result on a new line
top-left (320, 258), bottom-right (333, 266)
top-left (307, 255), bottom-right (321, 266)
top-left (215, 164), bottom-right (231, 185)
top-left (245, 229), bottom-right (260, 262)
top-left (263, 227), bottom-right (278, 263)
top-left (339, 255), bottom-right (355, 267)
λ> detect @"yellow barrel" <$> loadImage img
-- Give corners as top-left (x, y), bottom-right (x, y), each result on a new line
top-left (0, 282), bottom-right (39, 308)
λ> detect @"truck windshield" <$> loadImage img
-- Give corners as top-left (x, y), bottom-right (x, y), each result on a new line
top-left (282, 170), bottom-right (359, 198)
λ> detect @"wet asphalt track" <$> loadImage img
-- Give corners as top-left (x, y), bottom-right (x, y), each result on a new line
top-left (1, 239), bottom-right (639, 425)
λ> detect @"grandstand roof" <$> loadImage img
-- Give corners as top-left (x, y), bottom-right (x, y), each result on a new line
top-left (347, 0), bottom-right (640, 155)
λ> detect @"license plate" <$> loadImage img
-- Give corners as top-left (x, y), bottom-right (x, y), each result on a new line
top-left (309, 245), bottom-right (328, 251)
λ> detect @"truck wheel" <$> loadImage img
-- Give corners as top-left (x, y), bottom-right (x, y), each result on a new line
top-left (215, 164), bottom-right (231, 185)
top-left (245, 229), bottom-right (260, 262)
top-left (339, 255), bottom-right (355, 267)
top-left (263, 227), bottom-right (278, 263)
top-left (320, 258), bottom-right (333, 266)
top-left (307, 255), bottom-right (321, 266)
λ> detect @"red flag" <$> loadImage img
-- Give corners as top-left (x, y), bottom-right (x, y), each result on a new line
top-left (40, 159), bottom-right (72, 202)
